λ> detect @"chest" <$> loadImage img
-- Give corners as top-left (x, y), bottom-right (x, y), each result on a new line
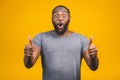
top-left (41, 37), bottom-right (82, 54)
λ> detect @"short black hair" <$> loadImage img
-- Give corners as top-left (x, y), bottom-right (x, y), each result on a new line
top-left (52, 5), bottom-right (70, 16)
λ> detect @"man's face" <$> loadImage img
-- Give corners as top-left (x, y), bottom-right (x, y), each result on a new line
top-left (52, 7), bottom-right (70, 35)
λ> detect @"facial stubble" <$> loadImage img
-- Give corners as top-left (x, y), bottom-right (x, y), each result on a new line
top-left (52, 18), bottom-right (70, 35)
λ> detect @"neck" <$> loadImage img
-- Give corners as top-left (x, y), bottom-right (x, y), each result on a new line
top-left (54, 30), bottom-right (73, 37)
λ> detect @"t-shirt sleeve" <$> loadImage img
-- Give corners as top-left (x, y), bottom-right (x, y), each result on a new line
top-left (81, 36), bottom-right (89, 54)
top-left (32, 33), bottom-right (42, 49)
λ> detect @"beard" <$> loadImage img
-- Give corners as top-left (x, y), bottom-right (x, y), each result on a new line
top-left (52, 19), bottom-right (70, 35)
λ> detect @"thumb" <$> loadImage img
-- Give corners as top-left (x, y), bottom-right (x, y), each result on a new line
top-left (89, 36), bottom-right (94, 47)
top-left (28, 35), bottom-right (33, 47)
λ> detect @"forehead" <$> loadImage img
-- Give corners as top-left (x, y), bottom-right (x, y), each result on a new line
top-left (53, 7), bottom-right (69, 14)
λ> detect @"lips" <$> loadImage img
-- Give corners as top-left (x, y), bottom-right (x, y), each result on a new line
top-left (57, 23), bottom-right (64, 30)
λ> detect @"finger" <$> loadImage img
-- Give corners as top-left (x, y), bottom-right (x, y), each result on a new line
top-left (24, 50), bottom-right (33, 55)
top-left (24, 51), bottom-right (33, 54)
top-left (24, 47), bottom-right (33, 52)
top-left (24, 52), bottom-right (33, 56)
top-left (88, 44), bottom-right (96, 50)
top-left (88, 45), bottom-right (97, 52)
top-left (89, 53), bottom-right (97, 58)
top-left (28, 35), bottom-right (33, 47)
top-left (89, 36), bottom-right (94, 47)
top-left (89, 52), bottom-right (97, 56)
top-left (88, 49), bottom-right (98, 53)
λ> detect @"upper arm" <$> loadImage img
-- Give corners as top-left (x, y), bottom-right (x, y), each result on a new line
top-left (81, 36), bottom-right (89, 56)
top-left (32, 33), bottom-right (43, 63)
top-left (32, 33), bottom-right (42, 50)
top-left (81, 36), bottom-right (90, 65)
top-left (83, 50), bottom-right (90, 65)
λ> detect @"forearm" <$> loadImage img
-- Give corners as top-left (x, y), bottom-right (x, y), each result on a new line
top-left (24, 38), bottom-right (40, 68)
top-left (88, 56), bottom-right (99, 71)
top-left (24, 56), bottom-right (34, 68)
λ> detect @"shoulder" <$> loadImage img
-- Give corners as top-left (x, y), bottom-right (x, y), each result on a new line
top-left (33, 31), bottom-right (53, 44)
top-left (34, 30), bottom-right (53, 38)
top-left (73, 32), bottom-right (88, 40)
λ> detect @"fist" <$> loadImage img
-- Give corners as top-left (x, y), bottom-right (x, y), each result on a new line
top-left (24, 36), bottom-right (34, 57)
top-left (88, 36), bottom-right (98, 58)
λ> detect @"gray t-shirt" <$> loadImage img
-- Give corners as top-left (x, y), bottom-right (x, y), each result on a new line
top-left (33, 30), bottom-right (89, 80)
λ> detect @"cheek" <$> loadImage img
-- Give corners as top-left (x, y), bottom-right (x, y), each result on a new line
top-left (64, 18), bottom-right (70, 23)
top-left (52, 19), bottom-right (58, 24)
top-left (52, 19), bottom-right (56, 24)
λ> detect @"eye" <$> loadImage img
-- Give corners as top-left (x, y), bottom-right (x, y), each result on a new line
top-left (53, 14), bottom-right (60, 19)
top-left (62, 14), bottom-right (67, 18)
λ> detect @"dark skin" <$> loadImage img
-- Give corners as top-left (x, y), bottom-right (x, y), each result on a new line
top-left (24, 7), bottom-right (99, 70)
top-left (24, 36), bottom-right (40, 68)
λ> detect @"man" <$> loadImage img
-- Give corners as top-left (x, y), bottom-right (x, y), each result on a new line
top-left (24, 5), bottom-right (99, 80)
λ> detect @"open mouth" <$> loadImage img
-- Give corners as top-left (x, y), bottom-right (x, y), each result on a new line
top-left (59, 23), bottom-right (63, 26)
top-left (58, 23), bottom-right (64, 30)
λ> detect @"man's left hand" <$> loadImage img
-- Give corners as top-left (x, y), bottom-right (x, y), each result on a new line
top-left (88, 36), bottom-right (98, 58)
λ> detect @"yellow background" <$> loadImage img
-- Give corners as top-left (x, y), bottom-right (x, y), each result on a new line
top-left (0, 0), bottom-right (120, 80)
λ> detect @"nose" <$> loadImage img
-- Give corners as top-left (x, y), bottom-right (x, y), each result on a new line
top-left (58, 15), bottom-right (63, 21)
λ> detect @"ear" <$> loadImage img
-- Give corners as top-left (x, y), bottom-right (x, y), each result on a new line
top-left (69, 16), bottom-right (71, 21)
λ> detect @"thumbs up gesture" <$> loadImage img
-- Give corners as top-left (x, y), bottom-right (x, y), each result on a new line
top-left (88, 36), bottom-right (98, 58)
top-left (24, 36), bottom-right (35, 57)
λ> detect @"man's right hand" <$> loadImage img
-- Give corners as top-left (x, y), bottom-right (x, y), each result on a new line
top-left (24, 36), bottom-right (40, 68)
top-left (24, 36), bottom-right (35, 57)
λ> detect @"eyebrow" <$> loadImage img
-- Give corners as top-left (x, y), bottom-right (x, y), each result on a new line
top-left (53, 10), bottom-right (69, 14)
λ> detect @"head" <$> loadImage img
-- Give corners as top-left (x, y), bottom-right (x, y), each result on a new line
top-left (52, 5), bottom-right (70, 35)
